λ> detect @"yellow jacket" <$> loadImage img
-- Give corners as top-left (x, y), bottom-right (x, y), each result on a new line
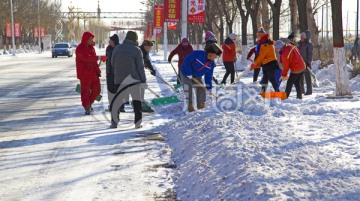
top-left (254, 36), bottom-right (277, 66)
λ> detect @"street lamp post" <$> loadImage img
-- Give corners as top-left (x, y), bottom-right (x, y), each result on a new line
top-left (38, 0), bottom-right (41, 53)
top-left (357, 0), bottom-right (359, 39)
top-left (10, 0), bottom-right (16, 56)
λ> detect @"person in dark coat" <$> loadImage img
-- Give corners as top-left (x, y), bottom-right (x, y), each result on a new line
top-left (298, 30), bottom-right (314, 95)
top-left (105, 34), bottom-right (122, 111)
top-left (221, 33), bottom-right (237, 84)
top-left (139, 40), bottom-right (156, 76)
top-left (168, 38), bottom-right (194, 84)
top-left (76, 31), bottom-right (107, 114)
top-left (110, 31), bottom-right (146, 129)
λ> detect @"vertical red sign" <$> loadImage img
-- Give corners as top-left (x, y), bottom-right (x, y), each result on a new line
top-left (153, 5), bottom-right (164, 29)
top-left (6, 23), bottom-right (12, 37)
top-left (188, 0), bottom-right (206, 23)
top-left (34, 27), bottom-right (39, 38)
top-left (14, 23), bottom-right (20, 37)
top-left (40, 27), bottom-right (45, 38)
top-left (164, 0), bottom-right (180, 22)
top-left (167, 22), bottom-right (177, 30)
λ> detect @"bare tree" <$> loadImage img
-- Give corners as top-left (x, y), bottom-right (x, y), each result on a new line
top-left (245, 0), bottom-right (261, 44)
top-left (266, 0), bottom-right (282, 40)
top-left (289, 0), bottom-right (298, 34)
top-left (260, 0), bottom-right (271, 33)
top-left (331, 0), bottom-right (351, 96)
top-left (220, 0), bottom-right (238, 34)
top-left (235, 0), bottom-right (250, 66)
top-left (297, 0), bottom-right (308, 32)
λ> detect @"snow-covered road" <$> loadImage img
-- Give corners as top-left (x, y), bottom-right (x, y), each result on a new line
top-left (0, 52), bottom-right (174, 201)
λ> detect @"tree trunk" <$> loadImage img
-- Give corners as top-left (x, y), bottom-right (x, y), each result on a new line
top-left (331, 0), bottom-right (351, 96)
top-left (261, 0), bottom-right (271, 33)
top-left (266, 0), bottom-right (282, 40)
top-left (236, 0), bottom-right (250, 67)
top-left (245, 0), bottom-right (261, 45)
top-left (289, 0), bottom-right (298, 34)
top-left (306, 0), bottom-right (320, 60)
top-left (297, 0), bottom-right (308, 32)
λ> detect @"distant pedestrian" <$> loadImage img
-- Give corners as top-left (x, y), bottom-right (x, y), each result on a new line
top-left (76, 31), bottom-right (107, 115)
top-left (298, 30), bottom-right (314, 95)
top-left (41, 41), bottom-right (44, 53)
top-left (110, 31), bottom-right (146, 129)
top-left (168, 38), bottom-right (194, 84)
top-left (180, 43), bottom-right (222, 112)
top-left (221, 33), bottom-right (237, 85)
top-left (251, 27), bottom-right (280, 92)
top-left (275, 40), bottom-right (306, 99)
top-left (105, 34), bottom-right (120, 111)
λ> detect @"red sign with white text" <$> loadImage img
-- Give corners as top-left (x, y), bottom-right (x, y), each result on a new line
top-left (167, 22), bottom-right (177, 30)
top-left (154, 5), bottom-right (164, 29)
top-left (15, 23), bottom-right (20, 37)
top-left (188, 0), bottom-right (205, 23)
top-left (40, 26), bottom-right (45, 38)
top-left (164, 0), bottom-right (180, 22)
top-left (6, 23), bottom-right (12, 37)
top-left (34, 27), bottom-right (39, 38)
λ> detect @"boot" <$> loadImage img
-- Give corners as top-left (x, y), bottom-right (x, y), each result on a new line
top-left (197, 103), bottom-right (205, 110)
top-left (188, 104), bottom-right (195, 112)
top-left (85, 104), bottom-right (91, 115)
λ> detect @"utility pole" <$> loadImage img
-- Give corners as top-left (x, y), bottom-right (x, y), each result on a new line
top-left (181, 0), bottom-right (187, 38)
top-left (357, 0), bottom-right (359, 39)
top-left (346, 11), bottom-right (349, 39)
top-left (38, 0), bottom-right (41, 53)
top-left (322, 5), bottom-right (324, 42)
top-left (10, 0), bottom-right (16, 56)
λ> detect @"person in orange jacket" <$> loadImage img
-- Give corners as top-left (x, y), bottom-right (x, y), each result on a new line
top-left (250, 27), bottom-right (280, 92)
top-left (221, 33), bottom-right (237, 84)
top-left (274, 40), bottom-right (306, 99)
top-left (76, 31), bottom-right (107, 115)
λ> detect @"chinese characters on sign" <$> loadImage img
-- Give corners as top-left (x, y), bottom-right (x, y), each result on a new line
top-left (14, 23), bottom-right (20, 37)
top-left (164, 0), bottom-right (180, 22)
top-left (34, 27), bottom-right (39, 38)
top-left (153, 5), bottom-right (164, 29)
top-left (40, 27), bottom-right (45, 37)
top-left (188, 0), bottom-right (205, 23)
top-left (6, 23), bottom-right (12, 37)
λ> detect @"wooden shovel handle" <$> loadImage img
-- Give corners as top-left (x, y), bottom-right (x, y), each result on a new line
top-left (191, 78), bottom-right (218, 99)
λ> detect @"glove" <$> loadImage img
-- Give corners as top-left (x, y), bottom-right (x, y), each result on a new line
top-left (150, 70), bottom-right (156, 76)
top-left (187, 75), bottom-right (193, 80)
top-left (99, 55), bottom-right (108, 62)
top-left (280, 76), bottom-right (289, 81)
top-left (250, 63), bottom-right (257, 71)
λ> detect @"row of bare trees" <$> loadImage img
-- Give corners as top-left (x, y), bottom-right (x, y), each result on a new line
top-left (0, 0), bottom-right (61, 49)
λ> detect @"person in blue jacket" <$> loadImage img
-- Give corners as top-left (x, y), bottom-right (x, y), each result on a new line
top-left (180, 43), bottom-right (222, 112)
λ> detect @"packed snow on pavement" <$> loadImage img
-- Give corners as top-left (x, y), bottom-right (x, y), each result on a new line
top-left (1, 48), bottom-right (360, 200)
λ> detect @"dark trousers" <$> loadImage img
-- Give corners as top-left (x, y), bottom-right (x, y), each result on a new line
top-left (221, 61), bottom-right (235, 84)
top-left (180, 74), bottom-right (206, 105)
top-left (261, 61), bottom-right (280, 92)
top-left (111, 83), bottom-right (143, 126)
top-left (300, 67), bottom-right (312, 94)
top-left (285, 72), bottom-right (304, 99)
top-left (253, 67), bottom-right (261, 82)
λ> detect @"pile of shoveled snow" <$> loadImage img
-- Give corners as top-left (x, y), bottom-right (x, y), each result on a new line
top-left (315, 63), bottom-right (353, 87)
top-left (160, 97), bottom-right (360, 200)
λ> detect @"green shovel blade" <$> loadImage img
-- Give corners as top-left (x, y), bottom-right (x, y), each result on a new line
top-left (151, 96), bottom-right (181, 106)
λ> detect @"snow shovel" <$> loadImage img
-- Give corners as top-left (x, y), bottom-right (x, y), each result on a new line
top-left (191, 78), bottom-right (218, 99)
top-left (147, 67), bottom-right (180, 92)
top-left (146, 88), bottom-right (181, 106)
top-left (222, 68), bottom-right (251, 91)
top-left (260, 91), bottom-right (287, 100)
top-left (307, 67), bottom-right (320, 88)
top-left (170, 62), bottom-right (182, 84)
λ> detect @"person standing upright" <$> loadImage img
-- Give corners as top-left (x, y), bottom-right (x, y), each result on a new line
top-left (168, 38), bottom-right (194, 84)
top-left (110, 31), bottom-right (146, 129)
top-left (221, 33), bottom-right (237, 85)
top-left (105, 34), bottom-right (120, 111)
top-left (298, 30), bottom-right (314, 95)
top-left (76, 31), bottom-right (107, 115)
top-left (139, 40), bottom-right (157, 76)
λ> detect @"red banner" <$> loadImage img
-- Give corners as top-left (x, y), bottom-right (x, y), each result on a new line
top-left (164, 0), bottom-right (180, 22)
top-left (147, 22), bottom-right (154, 39)
top-left (153, 5), bottom-right (164, 29)
top-left (188, 0), bottom-right (206, 23)
top-left (6, 23), bottom-right (12, 37)
top-left (40, 26), bottom-right (45, 38)
top-left (34, 27), bottom-right (39, 38)
top-left (14, 23), bottom-right (20, 37)
top-left (167, 22), bottom-right (177, 30)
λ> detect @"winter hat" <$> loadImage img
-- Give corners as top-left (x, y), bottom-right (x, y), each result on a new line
top-left (205, 31), bottom-right (215, 41)
top-left (300, 32), bottom-right (306, 39)
top-left (257, 27), bottom-right (266, 38)
top-left (287, 32), bottom-right (295, 40)
top-left (205, 43), bottom-right (223, 56)
top-left (274, 40), bottom-right (285, 49)
top-left (109, 34), bottom-right (119, 45)
top-left (142, 40), bottom-right (154, 46)
top-left (228, 33), bottom-right (237, 40)
top-left (125, 31), bottom-right (138, 43)
top-left (181, 38), bottom-right (189, 45)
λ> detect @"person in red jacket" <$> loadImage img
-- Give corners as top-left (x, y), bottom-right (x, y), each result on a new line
top-left (76, 31), bottom-right (107, 114)
top-left (274, 40), bottom-right (306, 99)
top-left (221, 33), bottom-right (237, 84)
top-left (168, 38), bottom-right (193, 84)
